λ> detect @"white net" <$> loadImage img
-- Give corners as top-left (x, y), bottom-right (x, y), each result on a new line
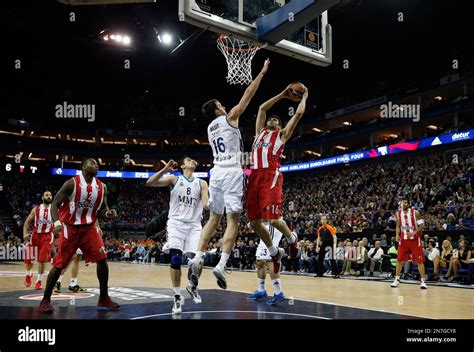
top-left (217, 35), bottom-right (260, 85)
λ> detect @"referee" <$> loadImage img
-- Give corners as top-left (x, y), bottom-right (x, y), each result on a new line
top-left (316, 215), bottom-right (338, 277)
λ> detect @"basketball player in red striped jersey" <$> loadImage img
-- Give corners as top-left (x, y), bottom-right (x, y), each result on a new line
top-left (39, 158), bottom-right (120, 313)
top-left (246, 85), bottom-right (309, 272)
top-left (391, 197), bottom-right (427, 289)
top-left (23, 191), bottom-right (54, 290)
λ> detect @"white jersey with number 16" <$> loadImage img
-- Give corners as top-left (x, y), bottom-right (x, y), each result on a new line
top-left (207, 115), bottom-right (243, 167)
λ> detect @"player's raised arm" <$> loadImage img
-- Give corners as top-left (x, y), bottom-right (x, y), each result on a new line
top-left (280, 86), bottom-right (308, 143)
top-left (255, 85), bottom-right (291, 136)
top-left (146, 159), bottom-right (178, 187)
top-left (23, 207), bottom-right (36, 241)
top-left (228, 59), bottom-right (270, 123)
top-left (200, 179), bottom-right (209, 211)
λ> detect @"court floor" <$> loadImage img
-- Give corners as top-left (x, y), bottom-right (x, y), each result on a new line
top-left (0, 261), bottom-right (472, 319)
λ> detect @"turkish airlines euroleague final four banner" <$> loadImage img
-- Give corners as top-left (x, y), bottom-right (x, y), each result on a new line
top-left (49, 129), bottom-right (473, 178)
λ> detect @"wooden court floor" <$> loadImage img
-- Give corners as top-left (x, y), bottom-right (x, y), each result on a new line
top-left (0, 261), bottom-right (472, 319)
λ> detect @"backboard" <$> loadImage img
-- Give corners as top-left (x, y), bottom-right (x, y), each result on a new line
top-left (178, 0), bottom-right (338, 66)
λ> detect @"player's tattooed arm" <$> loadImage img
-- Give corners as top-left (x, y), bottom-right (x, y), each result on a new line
top-left (281, 86), bottom-right (308, 143)
top-left (255, 85), bottom-right (291, 136)
top-left (200, 179), bottom-right (209, 211)
top-left (101, 184), bottom-right (117, 220)
top-left (228, 58), bottom-right (270, 123)
top-left (51, 178), bottom-right (74, 233)
top-left (146, 160), bottom-right (178, 187)
top-left (23, 207), bottom-right (36, 241)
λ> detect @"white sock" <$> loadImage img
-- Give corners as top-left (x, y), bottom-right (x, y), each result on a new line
top-left (421, 278), bottom-right (425, 283)
top-left (195, 251), bottom-right (204, 261)
top-left (395, 276), bottom-right (400, 281)
top-left (258, 279), bottom-right (265, 292)
top-left (36, 274), bottom-right (43, 282)
top-left (57, 275), bottom-right (64, 284)
top-left (26, 270), bottom-right (32, 276)
top-left (70, 278), bottom-right (78, 287)
top-left (172, 287), bottom-right (181, 295)
top-left (268, 245), bottom-right (278, 256)
top-left (218, 252), bottom-right (230, 267)
top-left (272, 279), bottom-right (282, 295)
top-left (288, 233), bottom-right (297, 244)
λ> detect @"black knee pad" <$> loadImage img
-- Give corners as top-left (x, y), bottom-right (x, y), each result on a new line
top-left (170, 249), bottom-right (183, 269)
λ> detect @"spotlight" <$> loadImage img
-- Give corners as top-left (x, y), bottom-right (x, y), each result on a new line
top-left (159, 33), bottom-right (172, 45)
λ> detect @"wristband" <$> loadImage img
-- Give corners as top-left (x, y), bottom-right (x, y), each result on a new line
top-left (54, 220), bottom-right (62, 227)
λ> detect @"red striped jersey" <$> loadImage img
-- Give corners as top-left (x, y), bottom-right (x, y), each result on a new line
top-left (59, 174), bottom-right (104, 225)
top-left (251, 129), bottom-right (285, 169)
top-left (397, 208), bottom-right (422, 242)
top-left (33, 204), bottom-right (53, 234)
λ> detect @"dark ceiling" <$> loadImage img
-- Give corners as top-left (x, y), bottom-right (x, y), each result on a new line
top-left (1, 0), bottom-right (473, 131)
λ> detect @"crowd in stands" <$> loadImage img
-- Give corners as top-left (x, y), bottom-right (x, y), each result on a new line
top-left (281, 152), bottom-right (473, 235)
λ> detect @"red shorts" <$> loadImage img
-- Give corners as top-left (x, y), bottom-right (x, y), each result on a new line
top-left (397, 239), bottom-right (425, 264)
top-left (53, 222), bottom-right (107, 269)
top-left (246, 169), bottom-right (283, 221)
top-left (24, 232), bottom-right (54, 264)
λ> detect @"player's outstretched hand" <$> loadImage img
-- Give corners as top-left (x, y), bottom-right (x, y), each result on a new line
top-left (280, 84), bottom-right (292, 99)
top-left (302, 85), bottom-right (309, 100)
top-left (164, 159), bottom-right (178, 172)
top-left (260, 58), bottom-right (270, 75)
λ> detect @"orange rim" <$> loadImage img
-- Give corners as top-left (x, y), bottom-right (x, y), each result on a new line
top-left (217, 34), bottom-right (259, 52)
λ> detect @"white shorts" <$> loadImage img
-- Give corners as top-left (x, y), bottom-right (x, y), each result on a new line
top-left (208, 166), bottom-right (245, 214)
top-left (165, 219), bottom-right (202, 254)
top-left (256, 244), bottom-right (272, 261)
top-left (256, 225), bottom-right (283, 261)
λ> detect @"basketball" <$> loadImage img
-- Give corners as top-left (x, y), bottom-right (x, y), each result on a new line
top-left (288, 82), bottom-right (306, 101)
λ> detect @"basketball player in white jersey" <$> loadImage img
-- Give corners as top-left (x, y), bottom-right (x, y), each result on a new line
top-left (391, 197), bottom-right (427, 289)
top-left (146, 157), bottom-right (208, 314)
top-left (248, 221), bottom-right (285, 305)
top-left (188, 59), bottom-right (270, 290)
top-left (23, 191), bottom-right (54, 290)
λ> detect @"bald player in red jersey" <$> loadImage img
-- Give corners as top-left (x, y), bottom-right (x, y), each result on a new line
top-left (23, 191), bottom-right (55, 290)
top-left (39, 158), bottom-right (120, 313)
top-left (246, 85), bottom-right (309, 273)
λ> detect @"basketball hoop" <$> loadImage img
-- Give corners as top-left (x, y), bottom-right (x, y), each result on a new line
top-left (217, 35), bottom-right (260, 85)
